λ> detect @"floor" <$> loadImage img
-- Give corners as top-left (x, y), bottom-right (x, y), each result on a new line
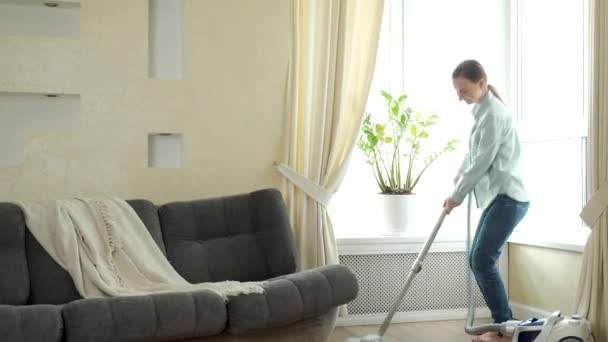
top-left (330, 319), bottom-right (493, 342)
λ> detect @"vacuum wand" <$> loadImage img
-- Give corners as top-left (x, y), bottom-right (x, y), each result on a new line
top-left (346, 209), bottom-right (449, 342)
top-left (377, 208), bottom-right (448, 336)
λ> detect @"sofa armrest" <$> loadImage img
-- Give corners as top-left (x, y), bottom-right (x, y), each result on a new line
top-left (0, 304), bottom-right (62, 342)
top-left (226, 264), bottom-right (358, 334)
top-left (62, 290), bottom-right (227, 342)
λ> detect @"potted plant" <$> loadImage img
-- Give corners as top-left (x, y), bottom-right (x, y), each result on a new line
top-left (357, 90), bottom-right (458, 234)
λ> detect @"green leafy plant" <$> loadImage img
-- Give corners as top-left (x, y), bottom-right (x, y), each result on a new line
top-left (357, 90), bottom-right (459, 194)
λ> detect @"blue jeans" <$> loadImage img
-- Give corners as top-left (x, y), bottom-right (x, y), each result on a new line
top-left (470, 194), bottom-right (529, 323)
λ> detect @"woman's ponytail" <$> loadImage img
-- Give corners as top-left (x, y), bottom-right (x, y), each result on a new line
top-left (487, 84), bottom-right (504, 103)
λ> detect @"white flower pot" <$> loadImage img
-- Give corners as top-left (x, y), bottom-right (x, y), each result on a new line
top-left (378, 193), bottom-right (417, 235)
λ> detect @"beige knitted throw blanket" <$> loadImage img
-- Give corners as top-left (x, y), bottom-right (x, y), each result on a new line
top-left (17, 198), bottom-right (265, 300)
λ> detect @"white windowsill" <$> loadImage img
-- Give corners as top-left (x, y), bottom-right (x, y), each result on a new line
top-left (335, 222), bottom-right (479, 255)
top-left (335, 226), bottom-right (590, 254)
top-left (333, 203), bottom-right (591, 254)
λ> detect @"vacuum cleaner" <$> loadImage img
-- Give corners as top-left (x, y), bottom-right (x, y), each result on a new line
top-left (346, 195), bottom-right (595, 342)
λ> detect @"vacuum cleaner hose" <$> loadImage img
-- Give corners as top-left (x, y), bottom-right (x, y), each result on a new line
top-left (464, 194), bottom-right (504, 336)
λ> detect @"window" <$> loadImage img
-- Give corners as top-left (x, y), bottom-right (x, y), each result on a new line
top-left (330, 0), bottom-right (509, 239)
top-left (510, 0), bottom-right (589, 243)
top-left (331, 0), bottom-right (589, 244)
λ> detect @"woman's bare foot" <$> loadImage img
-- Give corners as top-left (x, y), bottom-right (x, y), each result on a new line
top-left (471, 332), bottom-right (512, 342)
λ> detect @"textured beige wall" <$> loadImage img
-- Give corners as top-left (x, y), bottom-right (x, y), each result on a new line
top-left (0, 0), bottom-right (290, 202)
top-left (509, 243), bottom-right (583, 315)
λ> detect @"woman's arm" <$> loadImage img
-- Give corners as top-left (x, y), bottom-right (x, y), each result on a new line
top-left (454, 152), bottom-right (470, 184)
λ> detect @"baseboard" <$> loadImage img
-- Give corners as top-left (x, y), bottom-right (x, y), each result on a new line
top-left (335, 307), bottom-right (491, 327)
top-left (510, 301), bottom-right (553, 320)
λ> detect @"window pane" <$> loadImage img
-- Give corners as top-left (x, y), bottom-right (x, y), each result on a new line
top-left (519, 0), bottom-right (585, 141)
top-left (402, 0), bottom-right (509, 108)
top-left (331, 0), bottom-right (508, 238)
top-left (517, 139), bottom-right (584, 236)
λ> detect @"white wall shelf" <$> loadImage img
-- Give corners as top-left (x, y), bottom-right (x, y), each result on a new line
top-left (148, 0), bottom-right (183, 80)
top-left (0, 92), bottom-right (80, 167)
top-left (0, 34), bottom-right (80, 94)
top-left (0, 1), bottom-right (80, 37)
top-left (0, 0), bottom-right (80, 94)
top-left (148, 133), bottom-right (183, 168)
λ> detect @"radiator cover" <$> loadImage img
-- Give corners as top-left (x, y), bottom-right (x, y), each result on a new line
top-left (339, 251), bottom-right (488, 315)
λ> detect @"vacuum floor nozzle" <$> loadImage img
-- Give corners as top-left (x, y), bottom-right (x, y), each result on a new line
top-left (346, 334), bottom-right (384, 342)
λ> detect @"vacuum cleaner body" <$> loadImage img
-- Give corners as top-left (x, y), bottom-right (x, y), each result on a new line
top-left (505, 312), bottom-right (594, 342)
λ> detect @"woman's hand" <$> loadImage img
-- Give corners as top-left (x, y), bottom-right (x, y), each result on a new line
top-left (443, 197), bottom-right (462, 214)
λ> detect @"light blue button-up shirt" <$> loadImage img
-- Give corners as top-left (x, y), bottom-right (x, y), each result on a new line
top-left (451, 90), bottom-right (529, 209)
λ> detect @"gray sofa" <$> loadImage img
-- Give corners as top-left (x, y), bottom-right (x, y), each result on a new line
top-left (0, 188), bottom-right (358, 341)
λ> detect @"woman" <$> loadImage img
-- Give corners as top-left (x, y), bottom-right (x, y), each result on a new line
top-left (443, 60), bottom-right (530, 340)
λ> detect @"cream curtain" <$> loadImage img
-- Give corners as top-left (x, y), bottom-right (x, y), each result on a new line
top-left (574, 0), bottom-right (608, 341)
top-left (276, 0), bottom-right (384, 269)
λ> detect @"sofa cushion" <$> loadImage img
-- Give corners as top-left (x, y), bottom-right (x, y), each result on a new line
top-left (0, 203), bottom-right (30, 305)
top-left (62, 290), bottom-right (226, 342)
top-left (0, 304), bottom-right (62, 342)
top-left (26, 199), bottom-right (166, 304)
top-left (226, 264), bottom-right (358, 335)
top-left (158, 188), bottom-right (297, 283)
top-left (25, 231), bottom-right (81, 304)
